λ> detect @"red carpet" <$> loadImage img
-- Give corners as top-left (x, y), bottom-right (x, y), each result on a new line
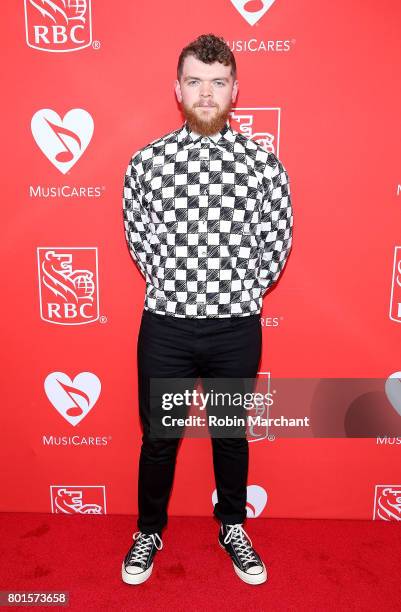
top-left (0, 513), bottom-right (400, 611)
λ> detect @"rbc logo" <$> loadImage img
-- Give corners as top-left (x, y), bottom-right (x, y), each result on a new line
top-left (50, 486), bottom-right (106, 514)
top-left (373, 485), bottom-right (401, 521)
top-left (230, 108), bottom-right (281, 155)
top-left (24, 0), bottom-right (92, 52)
top-left (37, 247), bottom-right (99, 325)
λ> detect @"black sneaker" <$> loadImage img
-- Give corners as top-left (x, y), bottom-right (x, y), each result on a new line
top-left (218, 523), bottom-right (267, 585)
top-left (121, 531), bottom-right (163, 585)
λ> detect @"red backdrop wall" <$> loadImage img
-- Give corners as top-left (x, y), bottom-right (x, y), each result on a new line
top-left (1, 0), bottom-right (401, 521)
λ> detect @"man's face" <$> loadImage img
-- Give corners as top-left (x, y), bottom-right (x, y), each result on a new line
top-left (175, 55), bottom-right (238, 136)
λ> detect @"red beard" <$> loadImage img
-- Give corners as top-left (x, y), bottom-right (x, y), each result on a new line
top-left (181, 101), bottom-right (232, 136)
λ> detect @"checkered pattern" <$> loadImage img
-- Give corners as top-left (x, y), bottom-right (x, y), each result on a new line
top-left (123, 122), bottom-right (293, 318)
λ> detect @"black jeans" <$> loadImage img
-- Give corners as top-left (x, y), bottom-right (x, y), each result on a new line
top-left (136, 308), bottom-right (262, 535)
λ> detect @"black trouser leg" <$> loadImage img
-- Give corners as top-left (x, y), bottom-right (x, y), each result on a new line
top-left (137, 436), bottom-right (180, 535)
top-left (211, 436), bottom-right (249, 525)
top-left (196, 314), bottom-right (262, 525)
top-left (136, 310), bottom-right (197, 534)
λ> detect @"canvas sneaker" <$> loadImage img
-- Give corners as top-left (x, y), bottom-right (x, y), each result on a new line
top-left (121, 531), bottom-right (163, 585)
top-left (218, 523), bottom-right (267, 585)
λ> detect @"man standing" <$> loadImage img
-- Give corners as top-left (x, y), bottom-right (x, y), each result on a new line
top-left (122, 34), bottom-right (293, 586)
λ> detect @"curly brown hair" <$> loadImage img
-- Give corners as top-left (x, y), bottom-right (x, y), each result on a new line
top-left (177, 34), bottom-right (236, 81)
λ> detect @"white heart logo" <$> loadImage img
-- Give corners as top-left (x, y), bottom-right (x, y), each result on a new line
top-left (230, 0), bottom-right (276, 26)
top-left (44, 372), bottom-right (101, 426)
top-left (212, 484), bottom-right (268, 518)
top-left (31, 109), bottom-right (94, 174)
top-left (385, 372), bottom-right (401, 416)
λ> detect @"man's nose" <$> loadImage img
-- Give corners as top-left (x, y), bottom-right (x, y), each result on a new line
top-left (200, 83), bottom-right (212, 96)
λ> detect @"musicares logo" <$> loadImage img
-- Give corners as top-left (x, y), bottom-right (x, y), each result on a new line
top-left (230, 0), bottom-right (276, 26)
top-left (384, 371), bottom-right (401, 415)
top-left (24, 0), bottom-right (93, 52)
top-left (44, 371), bottom-right (101, 426)
top-left (31, 108), bottom-right (94, 174)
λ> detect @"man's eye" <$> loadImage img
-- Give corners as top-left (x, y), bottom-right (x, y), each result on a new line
top-left (188, 80), bottom-right (198, 85)
top-left (215, 81), bottom-right (225, 86)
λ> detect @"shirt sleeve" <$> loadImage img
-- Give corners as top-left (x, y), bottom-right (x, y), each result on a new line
top-left (122, 156), bottom-right (153, 280)
top-left (258, 155), bottom-right (293, 295)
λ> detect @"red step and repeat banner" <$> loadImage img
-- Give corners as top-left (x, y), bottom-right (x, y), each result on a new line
top-left (2, 1), bottom-right (401, 521)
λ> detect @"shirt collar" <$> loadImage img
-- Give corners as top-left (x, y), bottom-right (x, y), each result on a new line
top-left (177, 121), bottom-right (235, 153)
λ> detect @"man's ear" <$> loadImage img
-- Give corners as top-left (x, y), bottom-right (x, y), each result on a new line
top-left (232, 80), bottom-right (239, 103)
top-left (175, 79), bottom-right (182, 103)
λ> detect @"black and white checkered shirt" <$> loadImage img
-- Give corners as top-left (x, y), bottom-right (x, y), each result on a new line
top-left (123, 121), bottom-right (293, 318)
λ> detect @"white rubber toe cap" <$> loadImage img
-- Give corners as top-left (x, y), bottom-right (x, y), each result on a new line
top-left (122, 562), bottom-right (153, 585)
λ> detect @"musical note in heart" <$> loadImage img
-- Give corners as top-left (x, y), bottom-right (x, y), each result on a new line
top-left (56, 379), bottom-right (91, 417)
top-left (31, 109), bottom-right (94, 174)
top-left (44, 372), bottom-right (101, 426)
top-left (43, 117), bottom-right (82, 163)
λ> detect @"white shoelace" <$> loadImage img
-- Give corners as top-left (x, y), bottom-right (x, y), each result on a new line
top-left (223, 524), bottom-right (260, 566)
top-left (129, 531), bottom-right (163, 567)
